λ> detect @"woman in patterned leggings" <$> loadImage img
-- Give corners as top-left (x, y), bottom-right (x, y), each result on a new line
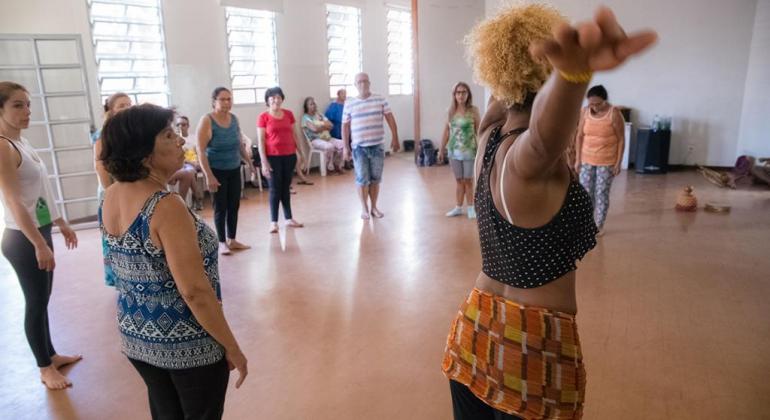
top-left (575, 85), bottom-right (626, 235)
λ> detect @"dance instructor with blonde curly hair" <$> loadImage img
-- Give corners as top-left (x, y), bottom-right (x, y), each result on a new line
top-left (440, 5), bottom-right (656, 419)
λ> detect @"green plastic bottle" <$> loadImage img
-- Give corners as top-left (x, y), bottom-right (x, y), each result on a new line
top-left (35, 197), bottom-right (52, 226)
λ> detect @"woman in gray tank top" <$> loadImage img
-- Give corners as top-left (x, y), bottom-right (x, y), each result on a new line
top-left (196, 87), bottom-right (254, 255)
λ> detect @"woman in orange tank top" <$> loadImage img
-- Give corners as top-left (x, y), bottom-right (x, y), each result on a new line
top-left (574, 85), bottom-right (625, 235)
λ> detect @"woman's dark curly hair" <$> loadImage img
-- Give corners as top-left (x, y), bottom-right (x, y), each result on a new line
top-left (100, 103), bottom-right (175, 182)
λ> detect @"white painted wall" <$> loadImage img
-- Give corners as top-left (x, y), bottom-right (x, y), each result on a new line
top-left (737, 0), bottom-right (770, 158)
top-left (0, 0), bottom-right (102, 126)
top-left (163, 0), bottom-right (414, 157)
top-left (484, 0), bottom-right (762, 166)
top-left (417, 0), bottom-right (485, 146)
top-left (1, 0), bottom-right (483, 157)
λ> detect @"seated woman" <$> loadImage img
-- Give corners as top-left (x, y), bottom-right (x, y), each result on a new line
top-left (302, 96), bottom-right (344, 174)
top-left (168, 115), bottom-right (204, 210)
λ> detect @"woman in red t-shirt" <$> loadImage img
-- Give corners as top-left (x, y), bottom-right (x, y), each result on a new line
top-left (257, 87), bottom-right (305, 233)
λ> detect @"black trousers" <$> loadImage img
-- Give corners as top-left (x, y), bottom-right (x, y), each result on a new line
top-left (129, 357), bottom-right (230, 420)
top-left (210, 167), bottom-right (241, 242)
top-left (450, 380), bottom-right (523, 420)
top-left (267, 154), bottom-right (297, 222)
top-left (1, 225), bottom-right (56, 367)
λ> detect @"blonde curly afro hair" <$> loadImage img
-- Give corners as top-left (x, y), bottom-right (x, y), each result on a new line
top-left (466, 3), bottom-right (565, 107)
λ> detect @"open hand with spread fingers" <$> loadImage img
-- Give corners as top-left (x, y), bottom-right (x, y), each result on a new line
top-left (530, 6), bottom-right (657, 77)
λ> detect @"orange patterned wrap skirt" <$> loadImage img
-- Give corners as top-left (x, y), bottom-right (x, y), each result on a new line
top-left (442, 288), bottom-right (586, 419)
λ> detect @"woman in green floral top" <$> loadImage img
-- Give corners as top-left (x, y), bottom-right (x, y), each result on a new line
top-left (439, 82), bottom-right (481, 219)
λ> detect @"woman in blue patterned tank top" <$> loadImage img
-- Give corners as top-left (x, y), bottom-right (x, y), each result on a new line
top-left (99, 104), bottom-right (248, 419)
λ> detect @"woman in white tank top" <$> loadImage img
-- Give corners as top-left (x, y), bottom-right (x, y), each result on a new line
top-left (0, 82), bottom-right (81, 390)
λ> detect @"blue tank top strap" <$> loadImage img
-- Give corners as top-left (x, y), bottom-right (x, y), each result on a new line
top-left (137, 190), bottom-right (171, 252)
top-left (97, 190), bottom-right (167, 228)
top-left (104, 188), bottom-right (224, 369)
top-left (141, 190), bottom-right (171, 218)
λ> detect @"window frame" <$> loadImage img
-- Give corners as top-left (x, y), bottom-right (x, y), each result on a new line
top-left (224, 6), bottom-right (280, 105)
top-left (325, 3), bottom-right (363, 99)
top-left (86, 0), bottom-right (171, 107)
top-left (385, 4), bottom-right (414, 96)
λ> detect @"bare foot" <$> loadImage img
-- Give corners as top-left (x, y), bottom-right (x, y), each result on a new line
top-left (51, 354), bottom-right (82, 370)
top-left (226, 239), bottom-right (251, 250)
top-left (361, 210), bottom-right (370, 220)
top-left (219, 242), bottom-right (232, 255)
top-left (286, 219), bottom-right (304, 228)
top-left (370, 208), bottom-right (384, 218)
top-left (40, 366), bottom-right (72, 390)
top-left (269, 223), bottom-right (279, 234)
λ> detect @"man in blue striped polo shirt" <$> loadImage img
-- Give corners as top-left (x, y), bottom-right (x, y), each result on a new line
top-left (342, 72), bottom-right (400, 220)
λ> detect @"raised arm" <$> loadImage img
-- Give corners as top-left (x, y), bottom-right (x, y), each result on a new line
top-left (511, 7), bottom-right (656, 179)
top-left (574, 108), bottom-right (586, 172)
top-left (511, 75), bottom-right (593, 178)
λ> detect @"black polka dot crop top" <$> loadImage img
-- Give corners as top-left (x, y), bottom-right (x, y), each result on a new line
top-left (475, 126), bottom-right (598, 289)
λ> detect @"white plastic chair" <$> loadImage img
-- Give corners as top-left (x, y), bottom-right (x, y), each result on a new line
top-left (302, 128), bottom-right (327, 177)
top-left (240, 134), bottom-right (263, 195)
